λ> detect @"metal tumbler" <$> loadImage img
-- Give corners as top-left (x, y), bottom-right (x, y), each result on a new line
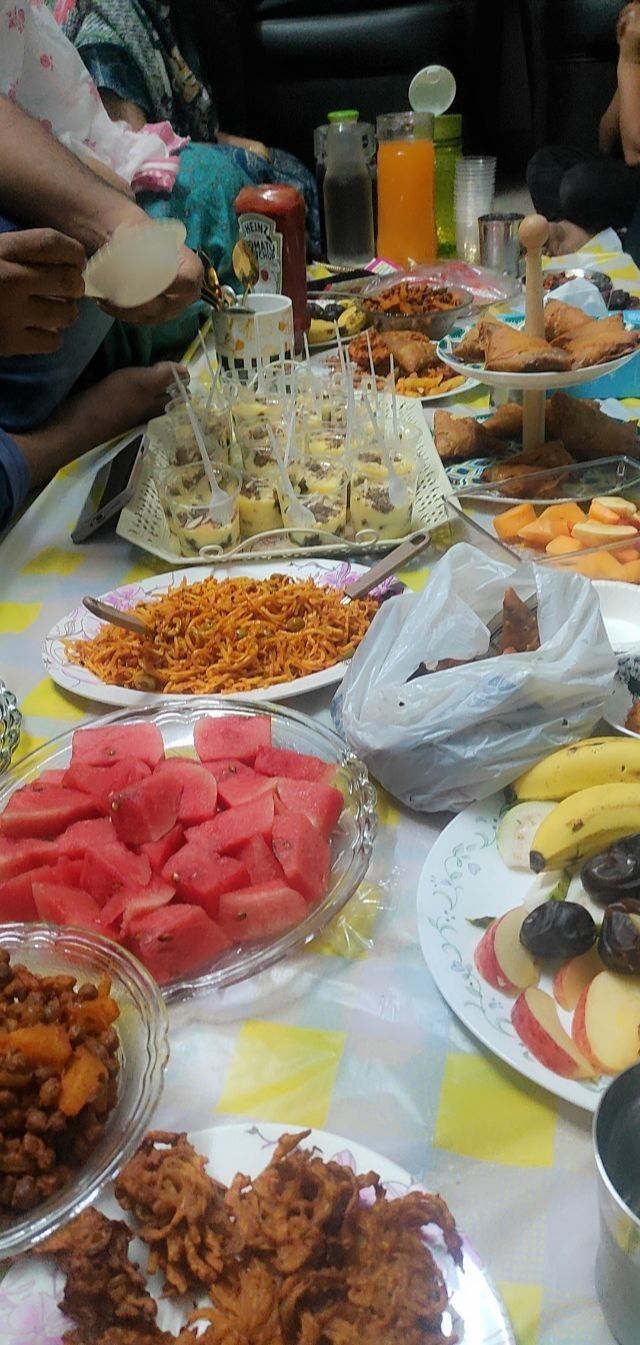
top-left (594, 1062), bottom-right (640, 1344)
top-left (478, 212), bottom-right (524, 277)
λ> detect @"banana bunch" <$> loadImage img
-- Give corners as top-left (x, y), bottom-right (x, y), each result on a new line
top-left (511, 737), bottom-right (640, 801)
top-left (530, 783), bottom-right (640, 871)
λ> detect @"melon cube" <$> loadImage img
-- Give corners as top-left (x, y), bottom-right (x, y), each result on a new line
top-left (271, 813), bottom-right (331, 903)
top-left (153, 759), bottom-right (218, 826)
top-left (71, 723), bottom-right (164, 769)
top-left (110, 773), bottom-right (183, 845)
top-left (219, 882), bottom-right (308, 942)
top-left (194, 715), bottom-right (271, 764)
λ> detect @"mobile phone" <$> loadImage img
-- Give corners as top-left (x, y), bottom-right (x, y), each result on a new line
top-left (71, 432), bottom-right (146, 543)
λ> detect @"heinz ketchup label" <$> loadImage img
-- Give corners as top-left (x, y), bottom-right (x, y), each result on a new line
top-left (236, 212), bottom-right (283, 292)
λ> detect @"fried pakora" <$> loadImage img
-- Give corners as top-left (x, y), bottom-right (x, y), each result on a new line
top-left (545, 390), bottom-right (638, 460)
top-left (433, 410), bottom-right (502, 462)
top-left (38, 1207), bottom-right (158, 1344)
top-left (483, 322), bottom-right (572, 373)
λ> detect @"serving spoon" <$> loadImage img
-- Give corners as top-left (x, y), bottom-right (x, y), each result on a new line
top-left (82, 596), bottom-right (148, 635)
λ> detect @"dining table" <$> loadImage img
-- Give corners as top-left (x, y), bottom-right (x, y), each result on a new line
top-left (5, 227), bottom-right (640, 1345)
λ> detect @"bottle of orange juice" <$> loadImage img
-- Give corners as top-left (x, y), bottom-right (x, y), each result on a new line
top-left (376, 112), bottom-right (437, 267)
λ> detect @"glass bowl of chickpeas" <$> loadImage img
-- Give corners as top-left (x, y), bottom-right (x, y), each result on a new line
top-left (0, 924), bottom-right (168, 1259)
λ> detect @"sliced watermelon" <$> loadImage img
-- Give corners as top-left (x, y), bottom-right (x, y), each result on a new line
top-left (0, 872), bottom-right (39, 921)
top-left (47, 858), bottom-right (84, 888)
top-left (129, 905), bottom-right (231, 984)
top-left (194, 715), bottom-right (271, 764)
top-left (0, 785), bottom-right (98, 839)
top-left (162, 843), bottom-right (248, 918)
top-left (141, 822), bottom-right (184, 875)
top-left (101, 875), bottom-right (175, 935)
top-left (81, 843), bottom-right (151, 905)
top-left (272, 813), bottom-right (330, 903)
top-left (37, 770), bottom-right (67, 786)
top-left (275, 778), bottom-right (343, 839)
top-left (216, 768), bottom-right (275, 810)
top-left (219, 882), bottom-right (307, 942)
top-left (71, 723), bottom-right (164, 769)
top-left (110, 774), bottom-right (182, 846)
top-left (204, 758), bottom-right (255, 784)
top-left (64, 759), bottom-right (151, 813)
top-left (186, 792), bottom-right (274, 854)
top-left (56, 817), bottom-right (116, 858)
top-left (0, 837), bottom-right (57, 883)
top-left (153, 759), bottom-right (218, 826)
top-left (254, 747), bottom-right (334, 786)
top-left (237, 834), bottom-right (285, 886)
top-left (33, 882), bottom-right (103, 931)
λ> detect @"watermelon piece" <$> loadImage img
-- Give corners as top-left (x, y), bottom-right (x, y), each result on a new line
top-left (129, 905), bottom-right (231, 984)
top-left (204, 759), bottom-right (255, 784)
top-left (153, 760), bottom-right (218, 826)
top-left (216, 769), bottom-right (276, 810)
top-left (0, 837), bottom-right (57, 883)
top-left (56, 817), bottom-right (115, 858)
top-left (81, 843), bottom-right (151, 905)
top-left (71, 723), bottom-right (164, 769)
top-left (219, 881), bottom-right (308, 942)
top-left (33, 882), bottom-right (103, 932)
top-left (48, 858), bottom-right (84, 888)
top-left (37, 770), bottom-right (67, 786)
top-left (0, 785), bottom-right (98, 839)
top-left (186, 793), bottom-right (274, 855)
top-left (110, 774), bottom-right (182, 846)
top-left (101, 875), bottom-right (175, 935)
top-left (275, 778), bottom-right (343, 839)
top-left (63, 759), bottom-right (151, 813)
top-left (0, 872), bottom-right (38, 921)
top-left (254, 747), bottom-right (334, 786)
top-left (162, 843), bottom-right (248, 919)
top-left (194, 715), bottom-right (271, 764)
top-left (141, 822), bottom-right (184, 875)
top-left (237, 834), bottom-right (285, 886)
top-left (272, 814), bottom-right (331, 903)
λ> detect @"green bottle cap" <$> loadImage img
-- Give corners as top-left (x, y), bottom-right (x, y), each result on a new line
top-left (328, 110), bottom-right (359, 122)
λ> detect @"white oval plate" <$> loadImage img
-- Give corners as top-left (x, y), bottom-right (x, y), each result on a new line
top-left (438, 323), bottom-right (640, 390)
top-left (309, 349), bottom-right (480, 403)
top-left (42, 558), bottom-right (370, 708)
top-left (0, 1123), bottom-right (515, 1345)
top-left (417, 794), bottom-right (607, 1112)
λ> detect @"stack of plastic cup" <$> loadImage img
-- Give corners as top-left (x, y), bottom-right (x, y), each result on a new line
top-left (454, 157), bottom-right (497, 262)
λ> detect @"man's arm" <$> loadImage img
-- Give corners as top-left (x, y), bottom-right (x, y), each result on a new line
top-left (617, 3), bottom-right (640, 165)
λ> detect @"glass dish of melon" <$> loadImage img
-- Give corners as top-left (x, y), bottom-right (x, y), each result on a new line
top-left (0, 701), bottom-right (376, 1001)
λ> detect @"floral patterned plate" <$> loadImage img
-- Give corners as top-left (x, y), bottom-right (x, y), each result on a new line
top-left (417, 794), bottom-right (606, 1112)
top-left (42, 558), bottom-right (376, 708)
top-left (0, 1123), bottom-right (514, 1345)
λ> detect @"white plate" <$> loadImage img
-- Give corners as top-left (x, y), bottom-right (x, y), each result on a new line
top-left (0, 1123), bottom-right (515, 1345)
top-left (592, 580), bottom-right (640, 654)
top-left (417, 794), bottom-right (607, 1112)
top-left (438, 322), bottom-right (640, 390)
top-left (309, 349), bottom-right (480, 403)
top-left (603, 673), bottom-right (640, 738)
top-left (43, 558), bottom-right (370, 709)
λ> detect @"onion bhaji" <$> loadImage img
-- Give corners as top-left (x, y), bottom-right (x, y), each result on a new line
top-left (45, 1130), bottom-right (463, 1345)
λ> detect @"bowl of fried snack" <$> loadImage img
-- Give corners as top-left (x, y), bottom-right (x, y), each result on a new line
top-left (0, 924), bottom-right (168, 1258)
top-left (359, 274), bottom-right (474, 338)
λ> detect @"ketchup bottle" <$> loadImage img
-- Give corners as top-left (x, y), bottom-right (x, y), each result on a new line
top-left (234, 184), bottom-right (308, 349)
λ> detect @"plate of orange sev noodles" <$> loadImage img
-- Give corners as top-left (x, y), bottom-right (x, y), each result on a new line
top-left (42, 560), bottom-right (386, 708)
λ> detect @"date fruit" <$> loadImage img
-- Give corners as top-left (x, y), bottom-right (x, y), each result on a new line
top-left (582, 835), bottom-right (640, 906)
top-left (520, 901), bottom-right (597, 960)
top-left (598, 899), bottom-right (640, 975)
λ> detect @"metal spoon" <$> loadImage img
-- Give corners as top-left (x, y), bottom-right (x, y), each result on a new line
top-left (232, 239), bottom-right (259, 305)
top-left (83, 596), bottom-right (148, 636)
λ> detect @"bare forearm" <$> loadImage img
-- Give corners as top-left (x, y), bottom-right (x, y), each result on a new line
top-left (617, 60), bottom-right (640, 164)
top-left (0, 95), bottom-right (145, 253)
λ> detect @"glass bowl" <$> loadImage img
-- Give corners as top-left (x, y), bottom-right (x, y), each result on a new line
top-left (0, 700), bottom-right (377, 1004)
top-left (358, 274), bottom-right (473, 338)
top-left (0, 682), bottom-right (20, 775)
top-left (0, 923), bottom-right (168, 1259)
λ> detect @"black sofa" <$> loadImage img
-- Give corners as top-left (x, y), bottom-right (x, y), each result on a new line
top-left (519, 0), bottom-right (621, 154)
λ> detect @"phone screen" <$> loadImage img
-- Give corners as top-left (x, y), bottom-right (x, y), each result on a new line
top-left (71, 433), bottom-right (145, 543)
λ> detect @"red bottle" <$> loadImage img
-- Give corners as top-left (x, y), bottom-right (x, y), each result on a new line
top-left (234, 184), bottom-right (308, 349)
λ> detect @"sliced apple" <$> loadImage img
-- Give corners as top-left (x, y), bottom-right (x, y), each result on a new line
top-left (592, 496), bottom-right (638, 518)
top-left (572, 971), bottom-right (640, 1075)
top-left (474, 907), bottom-right (539, 995)
top-left (512, 987), bottom-right (596, 1079)
top-left (572, 520), bottom-right (638, 546)
top-left (552, 946), bottom-right (603, 1012)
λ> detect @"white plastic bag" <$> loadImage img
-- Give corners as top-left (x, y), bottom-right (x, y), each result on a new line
top-left (334, 543), bottom-right (617, 813)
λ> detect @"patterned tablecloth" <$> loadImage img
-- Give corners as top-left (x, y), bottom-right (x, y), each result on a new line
top-left (3, 235), bottom-right (638, 1345)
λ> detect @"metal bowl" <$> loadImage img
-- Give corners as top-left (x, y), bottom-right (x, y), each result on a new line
top-left (358, 276), bottom-right (474, 339)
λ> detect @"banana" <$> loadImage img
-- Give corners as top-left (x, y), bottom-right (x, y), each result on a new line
top-left (530, 783), bottom-right (640, 871)
top-left (511, 737), bottom-right (640, 801)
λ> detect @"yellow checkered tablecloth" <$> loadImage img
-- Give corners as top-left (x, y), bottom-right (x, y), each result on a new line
top-left (4, 245), bottom-right (634, 1340)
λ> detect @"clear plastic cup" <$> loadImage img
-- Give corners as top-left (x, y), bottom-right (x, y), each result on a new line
top-left (349, 453), bottom-right (417, 540)
top-left (303, 428), bottom-right (348, 462)
top-left (159, 461), bottom-right (241, 555)
top-left (351, 423), bottom-right (419, 481)
top-left (164, 390), bottom-right (234, 467)
top-left (239, 475), bottom-right (283, 538)
top-left (237, 419), bottom-right (288, 477)
top-left (278, 461), bottom-right (349, 544)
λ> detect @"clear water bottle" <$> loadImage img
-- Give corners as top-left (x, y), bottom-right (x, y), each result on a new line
top-left (323, 121), bottom-right (375, 267)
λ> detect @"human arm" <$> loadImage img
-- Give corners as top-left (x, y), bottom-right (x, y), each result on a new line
top-left (0, 430), bottom-right (30, 530)
top-left (0, 230), bottom-right (85, 356)
top-left (617, 3), bottom-right (640, 164)
top-left (599, 89), bottom-right (621, 153)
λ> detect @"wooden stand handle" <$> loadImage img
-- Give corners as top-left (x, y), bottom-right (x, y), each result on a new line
top-left (519, 214), bottom-right (549, 449)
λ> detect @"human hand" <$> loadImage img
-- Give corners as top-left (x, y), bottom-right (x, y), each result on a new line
top-left (0, 228), bottom-right (85, 357)
top-left (618, 2), bottom-right (640, 62)
top-left (98, 244), bottom-right (203, 325)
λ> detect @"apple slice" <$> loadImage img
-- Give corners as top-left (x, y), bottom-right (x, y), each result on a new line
top-left (572, 971), bottom-right (640, 1075)
top-left (553, 946), bottom-right (603, 1012)
top-left (512, 987), bottom-right (596, 1079)
top-left (474, 907), bottom-right (539, 995)
top-left (592, 496), bottom-right (637, 519)
top-left (572, 520), bottom-right (637, 546)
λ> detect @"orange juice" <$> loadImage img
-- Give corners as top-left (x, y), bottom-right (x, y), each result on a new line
top-left (377, 124), bottom-right (437, 267)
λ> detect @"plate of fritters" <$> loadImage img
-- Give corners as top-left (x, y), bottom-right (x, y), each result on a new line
top-left (317, 329), bottom-right (480, 401)
top-left (438, 302), bottom-right (640, 389)
top-left (4, 1124), bottom-right (516, 1345)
